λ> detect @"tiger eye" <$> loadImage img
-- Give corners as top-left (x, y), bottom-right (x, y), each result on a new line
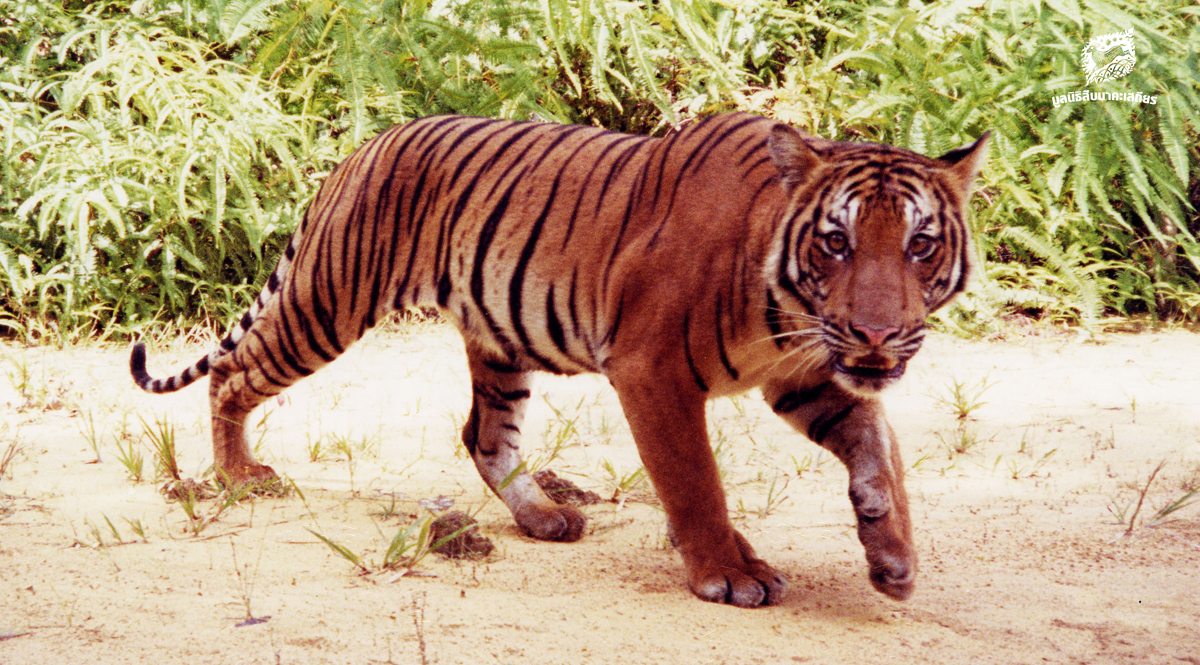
top-left (909, 234), bottom-right (937, 259)
top-left (825, 232), bottom-right (849, 254)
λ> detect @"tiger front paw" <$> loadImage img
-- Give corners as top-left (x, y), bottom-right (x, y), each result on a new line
top-left (514, 503), bottom-right (587, 542)
top-left (850, 476), bottom-right (916, 600)
top-left (683, 530), bottom-right (788, 608)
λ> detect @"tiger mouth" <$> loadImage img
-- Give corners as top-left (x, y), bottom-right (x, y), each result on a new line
top-left (833, 358), bottom-right (907, 381)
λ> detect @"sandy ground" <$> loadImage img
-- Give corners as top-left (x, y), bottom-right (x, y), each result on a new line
top-left (1, 322), bottom-right (1198, 664)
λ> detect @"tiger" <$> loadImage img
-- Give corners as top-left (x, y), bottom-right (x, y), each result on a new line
top-left (131, 113), bottom-right (989, 608)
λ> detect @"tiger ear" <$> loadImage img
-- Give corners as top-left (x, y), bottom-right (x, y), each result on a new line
top-left (936, 131), bottom-right (991, 189)
top-left (768, 124), bottom-right (823, 194)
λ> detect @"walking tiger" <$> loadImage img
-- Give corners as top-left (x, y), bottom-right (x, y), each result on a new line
top-left (132, 113), bottom-right (989, 606)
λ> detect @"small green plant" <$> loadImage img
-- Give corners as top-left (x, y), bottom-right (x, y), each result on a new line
top-left (710, 424), bottom-right (735, 482)
top-left (78, 410), bottom-right (103, 463)
top-left (791, 450), bottom-right (830, 478)
top-left (908, 452), bottom-right (933, 474)
top-left (229, 538), bottom-right (270, 627)
top-left (141, 415), bottom-right (181, 482)
top-left (738, 473), bottom-right (791, 519)
top-left (112, 438), bottom-right (145, 483)
top-left (305, 433), bottom-right (326, 462)
top-left (373, 493), bottom-right (404, 520)
top-left (935, 426), bottom-right (990, 457)
top-left (308, 528), bottom-right (371, 574)
top-left (80, 515), bottom-right (131, 548)
top-left (1016, 428), bottom-right (1032, 455)
top-left (382, 518), bottom-right (436, 571)
top-left (311, 511), bottom-right (482, 575)
top-left (2, 353), bottom-right (66, 411)
top-left (1149, 488), bottom-right (1199, 525)
top-left (124, 518), bottom-right (148, 542)
top-left (166, 480), bottom-right (251, 537)
top-left (0, 439), bottom-right (21, 480)
top-left (249, 405), bottom-right (275, 460)
top-left (1007, 448), bottom-right (1057, 480)
top-left (929, 376), bottom-right (997, 420)
top-left (600, 459), bottom-right (649, 503)
top-left (332, 431), bottom-right (381, 462)
top-left (531, 396), bottom-right (582, 472)
top-left (1107, 459), bottom-right (1198, 537)
top-left (84, 520), bottom-right (108, 548)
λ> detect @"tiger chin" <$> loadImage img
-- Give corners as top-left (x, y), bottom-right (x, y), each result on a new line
top-left (130, 113), bottom-right (988, 608)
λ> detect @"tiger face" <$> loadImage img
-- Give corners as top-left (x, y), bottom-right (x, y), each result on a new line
top-left (767, 124), bottom-right (990, 395)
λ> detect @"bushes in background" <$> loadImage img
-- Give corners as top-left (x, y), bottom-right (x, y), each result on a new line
top-left (1, 0), bottom-right (1197, 341)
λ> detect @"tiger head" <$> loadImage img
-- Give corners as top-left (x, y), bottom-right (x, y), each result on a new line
top-left (766, 124), bottom-right (990, 395)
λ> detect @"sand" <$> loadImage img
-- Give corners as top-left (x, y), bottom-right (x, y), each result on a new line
top-left (1, 322), bottom-right (1198, 664)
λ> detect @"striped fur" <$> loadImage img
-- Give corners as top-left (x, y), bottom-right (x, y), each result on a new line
top-left (131, 113), bottom-right (988, 607)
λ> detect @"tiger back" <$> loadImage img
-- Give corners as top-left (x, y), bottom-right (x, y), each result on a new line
top-left (132, 113), bottom-right (988, 608)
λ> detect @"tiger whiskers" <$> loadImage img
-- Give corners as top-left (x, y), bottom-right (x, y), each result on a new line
top-left (759, 333), bottom-right (830, 381)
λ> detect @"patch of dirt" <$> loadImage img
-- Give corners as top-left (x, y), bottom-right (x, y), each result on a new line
top-left (533, 468), bottom-right (604, 505)
top-left (1, 327), bottom-right (1198, 664)
top-left (429, 511), bottom-right (494, 559)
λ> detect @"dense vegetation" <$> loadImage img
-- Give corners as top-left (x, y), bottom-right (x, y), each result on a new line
top-left (1, 0), bottom-right (1197, 342)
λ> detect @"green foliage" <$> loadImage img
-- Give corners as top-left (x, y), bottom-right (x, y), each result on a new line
top-left (0, 3), bottom-right (330, 341)
top-left (187, 0), bottom-right (822, 138)
top-left (0, 0), bottom-right (1197, 338)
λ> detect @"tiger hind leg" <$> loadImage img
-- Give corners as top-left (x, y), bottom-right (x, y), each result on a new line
top-left (206, 317), bottom-right (347, 490)
top-left (207, 353), bottom-right (285, 489)
top-left (462, 347), bottom-right (586, 542)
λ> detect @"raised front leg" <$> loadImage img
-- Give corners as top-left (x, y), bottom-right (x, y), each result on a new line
top-left (764, 379), bottom-right (916, 600)
top-left (463, 348), bottom-right (585, 542)
top-left (609, 366), bottom-right (787, 607)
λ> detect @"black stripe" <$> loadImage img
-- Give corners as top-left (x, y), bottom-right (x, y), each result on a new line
top-left (463, 402), bottom-right (480, 455)
top-left (546, 284), bottom-right (568, 357)
top-left (561, 135), bottom-right (637, 249)
top-left (508, 170), bottom-right (566, 371)
top-left (483, 359), bottom-right (521, 373)
top-left (241, 342), bottom-right (289, 389)
top-left (764, 290), bottom-right (785, 349)
top-left (311, 228), bottom-right (345, 358)
top-left (287, 283), bottom-right (337, 365)
top-left (245, 328), bottom-right (290, 386)
top-left (436, 272), bottom-right (452, 307)
top-left (809, 404), bottom-right (855, 444)
top-left (396, 171), bottom-right (442, 302)
top-left (497, 388), bottom-right (531, 402)
top-left (713, 294), bottom-right (738, 381)
top-left (470, 174), bottom-right (525, 354)
top-left (682, 313), bottom-right (709, 393)
top-left (567, 268), bottom-right (582, 341)
top-left (771, 383), bottom-right (827, 414)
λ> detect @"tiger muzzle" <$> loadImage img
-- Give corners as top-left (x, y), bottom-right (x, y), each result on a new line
top-left (834, 356), bottom-right (907, 381)
top-left (830, 323), bottom-right (919, 392)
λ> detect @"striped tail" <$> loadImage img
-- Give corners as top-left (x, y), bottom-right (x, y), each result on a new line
top-left (130, 227), bottom-right (302, 394)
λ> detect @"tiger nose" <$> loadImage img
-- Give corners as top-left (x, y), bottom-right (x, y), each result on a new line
top-left (849, 323), bottom-right (901, 347)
